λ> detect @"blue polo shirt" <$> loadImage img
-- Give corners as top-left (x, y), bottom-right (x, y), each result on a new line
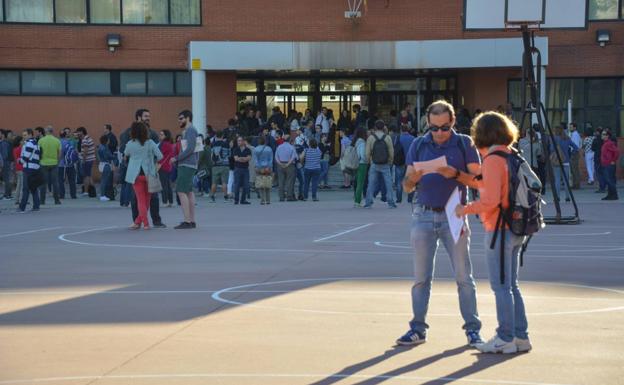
top-left (399, 133), bottom-right (416, 157)
top-left (406, 131), bottom-right (480, 207)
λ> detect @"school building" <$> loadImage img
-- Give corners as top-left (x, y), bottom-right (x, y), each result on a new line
top-left (0, 0), bottom-right (623, 139)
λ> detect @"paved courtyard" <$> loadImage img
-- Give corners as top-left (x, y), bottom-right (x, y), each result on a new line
top-left (0, 186), bottom-right (623, 385)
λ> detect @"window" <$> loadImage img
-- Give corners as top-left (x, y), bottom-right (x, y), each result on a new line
top-left (587, 78), bottom-right (616, 106)
top-left (236, 80), bottom-right (258, 93)
top-left (546, 79), bottom-right (584, 109)
top-left (90, 0), bottom-right (121, 23)
top-left (68, 72), bottom-right (111, 94)
top-left (120, 72), bottom-right (146, 94)
top-left (147, 72), bottom-right (174, 95)
top-left (376, 79), bottom-right (426, 92)
top-left (589, 0), bottom-right (619, 20)
top-left (56, 0), bottom-right (87, 23)
top-left (170, 0), bottom-right (200, 24)
top-left (5, 0), bottom-right (53, 22)
top-left (0, 2), bottom-right (3, 22)
top-left (319, 79), bottom-right (367, 93)
top-left (123, 0), bottom-right (168, 24)
top-left (22, 71), bottom-right (65, 94)
top-left (175, 72), bottom-right (191, 95)
top-left (0, 71), bottom-right (20, 95)
top-left (266, 80), bottom-right (311, 92)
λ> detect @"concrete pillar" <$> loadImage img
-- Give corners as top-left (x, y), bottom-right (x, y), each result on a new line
top-left (192, 69), bottom-right (206, 136)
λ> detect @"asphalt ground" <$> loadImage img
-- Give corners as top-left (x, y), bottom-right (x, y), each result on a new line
top-left (0, 184), bottom-right (623, 385)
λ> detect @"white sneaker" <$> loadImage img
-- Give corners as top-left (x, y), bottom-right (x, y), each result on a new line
top-left (476, 335), bottom-right (518, 354)
top-left (99, 196), bottom-right (110, 202)
top-left (514, 337), bottom-right (532, 352)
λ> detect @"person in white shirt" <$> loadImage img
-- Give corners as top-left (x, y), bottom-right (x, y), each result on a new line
top-left (582, 131), bottom-right (595, 185)
top-left (315, 107), bottom-right (330, 134)
top-left (568, 123), bottom-right (582, 189)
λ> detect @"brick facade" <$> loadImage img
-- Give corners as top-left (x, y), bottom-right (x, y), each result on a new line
top-left (0, 1), bottom-right (622, 135)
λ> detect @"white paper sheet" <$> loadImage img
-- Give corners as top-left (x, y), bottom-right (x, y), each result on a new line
top-left (412, 156), bottom-right (447, 175)
top-left (445, 187), bottom-right (464, 244)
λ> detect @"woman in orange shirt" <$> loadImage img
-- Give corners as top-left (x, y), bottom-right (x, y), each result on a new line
top-left (456, 112), bottom-right (531, 354)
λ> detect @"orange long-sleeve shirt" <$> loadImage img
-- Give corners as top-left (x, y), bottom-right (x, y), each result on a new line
top-left (463, 145), bottom-right (510, 232)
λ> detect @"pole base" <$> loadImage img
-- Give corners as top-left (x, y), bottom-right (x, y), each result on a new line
top-left (544, 215), bottom-right (581, 225)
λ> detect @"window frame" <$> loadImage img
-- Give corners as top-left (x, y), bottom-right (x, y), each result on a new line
top-left (588, 0), bottom-right (623, 21)
top-left (0, 0), bottom-right (201, 25)
top-left (507, 76), bottom-right (624, 137)
top-left (0, 69), bottom-right (191, 97)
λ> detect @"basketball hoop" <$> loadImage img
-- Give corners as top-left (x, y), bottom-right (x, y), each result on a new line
top-left (345, 0), bottom-right (363, 20)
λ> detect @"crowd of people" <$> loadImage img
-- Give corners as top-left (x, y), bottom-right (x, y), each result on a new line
top-left (0, 101), bottom-right (620, 221)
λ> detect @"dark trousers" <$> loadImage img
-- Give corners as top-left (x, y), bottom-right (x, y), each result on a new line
top-left (603, 164), bottom-right (618, 197)
top-left (303, 168), bottom-right (321, 199)
top-left (596, 162), bottom-right (607, 191)
top-left (19, 169), bottom-right (40, 211)
top-left (2, 161), bottom-right (12, 197)
top-left (158, 169), bottom-right (173, 204)
top-left (233, 168), bottom-right (250, 203)
top-left (119, 164), bottom-right (133, 206)
top-left (39, 165), bottom-right (59, 203)
top-left (59, 166), bottom-right (76, 199)
top-left (131, 191), bottom-right (162, 224)
top-left (100, 164), bottom-right (114, 199)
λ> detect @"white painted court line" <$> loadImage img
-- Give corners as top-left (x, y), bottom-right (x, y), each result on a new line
top-left (211, 277), bottom-right (624, 317)
top-left (0, 226), bottom-right (63, 239)
top-left (0, 372), bottom-right (582, 385)
top-left (314, 223), bottom-right (373, 242)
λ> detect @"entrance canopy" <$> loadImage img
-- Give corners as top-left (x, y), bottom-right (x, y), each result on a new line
top-left (188, 38), bottom-right (548, 71)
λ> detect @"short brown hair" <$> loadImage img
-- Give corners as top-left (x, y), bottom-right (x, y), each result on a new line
top-left (426, 100), bottom-right (455, 121)
top-left (471, 111), bottom-right (519, 148)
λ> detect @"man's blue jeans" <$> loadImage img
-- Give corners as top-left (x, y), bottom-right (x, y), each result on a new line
top-left (296, 166), bottom-right (304, 197)
top-left (118, 163), bottom-right (133, 206)
top-left (393, 165), bottom-right (414, 203)
top-left (320, 160), bottom-right (329, 186)
top-left (484, 231), bottom-right (529, 343)
top-left (603, 164), bottom-right (617, 197)
top-left (552, 163), bottom-right (570, 200)
top-left (233, 168), bottom-right (250, 203)
top-left (409, 206), bottom-right (481, 335)
top-left (365, 163), bottom-right (394, 206)
top-left (59, 166), bottom-right (76, 199)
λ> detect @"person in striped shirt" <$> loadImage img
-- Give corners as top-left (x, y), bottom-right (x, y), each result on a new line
top-left (300, 138), bottom-right (322, 201)
top-left (18, 128), bottom-right (41, 212)
top-left (76, 127), bottom-right (96, 197)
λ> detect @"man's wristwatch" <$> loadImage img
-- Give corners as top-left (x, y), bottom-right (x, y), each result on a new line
top-left (452, 169), bottom-right (461, 179)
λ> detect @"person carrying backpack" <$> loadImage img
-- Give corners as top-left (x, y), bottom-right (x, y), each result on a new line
top-left (457, 111), bottom-right (543, 354)
top-left (363, 120), bottom-right (396, 208)
top-left (59, 130), bottom-right (78, 199)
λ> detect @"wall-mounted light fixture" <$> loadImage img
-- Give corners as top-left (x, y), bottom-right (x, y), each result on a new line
top-left (596, 30), bottom-right (611, 48)
top-left (107, 34), bottom-right (121, 52)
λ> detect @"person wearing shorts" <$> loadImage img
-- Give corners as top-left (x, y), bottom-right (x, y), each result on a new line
top-left (170, 110), bottom-right (199, 229)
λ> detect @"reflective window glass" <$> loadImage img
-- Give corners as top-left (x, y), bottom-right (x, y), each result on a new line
top-left (68, 72), bottom-right (111, 94)
top-left (90, 0), bottom-right (121, 23)
top-left (56, 0), bottom-right (87, 23)
top-left (22, 71), bottom-right (65, 94)
top-left (120, 72), bottom-right (146, 94)
top-left (5, 0), bottom-right (53, 22)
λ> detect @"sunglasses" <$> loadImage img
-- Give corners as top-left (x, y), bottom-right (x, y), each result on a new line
top-left (177, 117), bottom-right (185, 121)
top-left (429, 125), bottom-right (452, 132)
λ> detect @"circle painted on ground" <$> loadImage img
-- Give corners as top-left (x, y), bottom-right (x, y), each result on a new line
top-left (211, 277), bottom-right (624, 317)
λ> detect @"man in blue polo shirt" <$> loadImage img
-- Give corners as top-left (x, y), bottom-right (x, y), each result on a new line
top-left (396, 100), bottom-right (483, 348)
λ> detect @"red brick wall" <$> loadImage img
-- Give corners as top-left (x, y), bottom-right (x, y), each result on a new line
top-left (0, 96), bottom-right (191, 137)
top-left (0, 1), bottom-right (622, 139)
top-left (0, 1), bottom-right (621, 74)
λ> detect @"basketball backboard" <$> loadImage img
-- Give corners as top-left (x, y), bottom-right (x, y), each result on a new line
top-left (464, 0), bottom-right (587, 30)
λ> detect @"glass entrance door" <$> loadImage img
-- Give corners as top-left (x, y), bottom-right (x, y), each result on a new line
top-left (266, 94), bottom-right (311, 115)
top-left (321, 94), bottom-right (369, 121)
